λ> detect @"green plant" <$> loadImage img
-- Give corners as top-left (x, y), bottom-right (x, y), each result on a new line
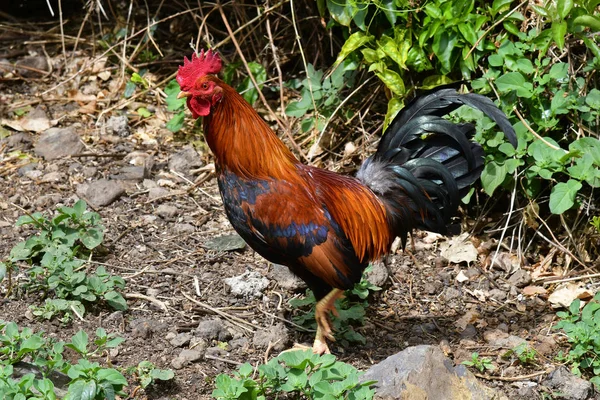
top-left (212, 349), bottom-right (375, 399)
top-left (1, 200), bottom-right (127, 320)
top-left (0, 322), bottom-right (131, 400)
top-left (462, 352), bottom-right (495, 373)
top-left (502, 343), bottom-right (537, 365)
top-left (290, 266), bottom-right (381, 348)
top-left (131, 361), bottom-right (174, 389)
top-left (285, 60), bottom-right (357, 133)
top-left (554, 292), bottom-right (600, 388)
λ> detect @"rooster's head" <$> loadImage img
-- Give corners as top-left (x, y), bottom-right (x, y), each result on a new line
top-left (176, 49), bottom-right (223, 118)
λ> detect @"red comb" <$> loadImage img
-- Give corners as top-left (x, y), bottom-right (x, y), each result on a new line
top-left (177, 49), bottom-right (222, 89)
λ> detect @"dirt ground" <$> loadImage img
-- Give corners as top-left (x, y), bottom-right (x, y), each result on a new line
top-left (0, 4), bottom-right (588, 400)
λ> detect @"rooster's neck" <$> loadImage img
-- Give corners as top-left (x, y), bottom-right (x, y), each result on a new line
top-left (204, 80), bottom-right (299, 180)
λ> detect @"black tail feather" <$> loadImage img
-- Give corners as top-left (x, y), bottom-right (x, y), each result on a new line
top-left (356, 85), bottom-right (516, 242)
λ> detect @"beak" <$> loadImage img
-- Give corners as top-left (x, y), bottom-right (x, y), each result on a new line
top-left (177, 91), bottom-right (191, 99)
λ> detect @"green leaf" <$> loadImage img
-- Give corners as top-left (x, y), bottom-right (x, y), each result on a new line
top-left (65, 380), bottom-right (97, 400)
top-left (327, 0), bottom-right (353, 26)
top-left (165, 80), bottom-right (186, 111)
top-left (103, 291), bottom-right (128, 311)
top-left (586, 89), bottom-right (600, 109)
top-left (492, 0), bottom-right (514, 15)
top-left (15, 212), bottom-right (44, 227)
top-left (549, 180), bottom-right (582, 214)
top-left (573, 15), bottom-right (600, 31)
top-left (371, 64), bottom-right (405, 96)
top-left (80, 228), bottom-right (103, 249)
top-left (67, 331), bottom-right (88, 355)
top-left (382, 0), bottom-right (397, 25)
top-left (495, 72), bottom-right (533, 98)
top-left (552, 20), bottom-right (567, 50)
top-left (481, 161), bottom-right (508, 195)
top-left (432, 30), bottom-right (458, 74)
top-left (166, 111), bottom-right (185, 133)
top-left (556, 0), bottom-right (573, 19)
top-left (137, 107), bottom-right (152, 118)
top-left (334, 32), bottom-right (373, 68)
top-left (97, 368), bottom-right (128, 386)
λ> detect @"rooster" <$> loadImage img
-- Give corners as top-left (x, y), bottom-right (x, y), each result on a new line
top-left (177, 50), bottom-right (517, 354)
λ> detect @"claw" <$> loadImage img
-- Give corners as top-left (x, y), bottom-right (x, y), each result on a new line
top-left (312, 288), bottom-right (345, 354)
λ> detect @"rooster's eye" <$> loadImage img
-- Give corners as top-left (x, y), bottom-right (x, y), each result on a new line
top-left (202, 82), bottom-right (209, 90)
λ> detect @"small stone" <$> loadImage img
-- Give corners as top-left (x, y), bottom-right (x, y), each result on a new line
top-left (543, 366), bottom-right (593, 400)
top-left (16, 55), bottom-right (49, 77)
top-left (169, 145), bottom-right (203, 176)
top-left (5, 132), bottom-right (33, 150)
top-left (24, 170), bottom-right (43, 180)
top-left (508, 269), bottom-right (532, 288)
top-left (148, 187), bottom-right (169, 200)
top-left (267, 264), bottom-right (306, 291)
top-left (442, 287), bottom-right (461, 301)
top-left (40, 171), bottom-right (64, 183)
top-left (171, 349), bottom-right (203, 369)
top-left (105, 115), bottom-right (130, 137)
top-left (34, 126), bottom-right (84, 160)
top-left (196, 318), bottom-right (231, 341)
top-left (111, 166), bottom-right (148, 181)
top-left (224, 271), bottom-right (269, 298)
top-left (34, 194), bottom-right (62, 208)
top-left (252, 323), bottom-right (290, 352)
top-left (76, 179), bottom-right (124, 207)
top-left (460, 324), bottom-right (477, 339)
top-left (173, 223), bottom-right (195, 234)
top-left (156, 204), bottom-right (178, 219)
top-left (169, 332), bottom-right (192, 348)
top-left (364, 260), bottom-right (389, 287)
top-left (489, 289), bottom-right (507, 301)
top-left (82, 166), bottom-right (97, 178)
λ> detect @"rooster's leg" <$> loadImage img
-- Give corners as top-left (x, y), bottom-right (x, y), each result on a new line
top-left (313, 288), bottom-right (344, 354)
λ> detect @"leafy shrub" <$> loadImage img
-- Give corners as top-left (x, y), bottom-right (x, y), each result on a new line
top-left (319, 0), bottom-right (600, 223)
top-left (0, 322), bottom-right (127, 400)
top-left (0, 200), bottom-right (127, 321)
top-left (212, 349), bottom-right (375, 399)
top-left (554, 292), bottom-right (600, 388)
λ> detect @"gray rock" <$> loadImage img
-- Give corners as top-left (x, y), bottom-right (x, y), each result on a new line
top-left (268, 264), bottom-right (306, 291)
top-left (489, 289), bottom-right (507, 301)
top-left (508, 269), bottom-right (532, 288)
top-left (173, 223), bottom-right (195, 234)
top-left (24, 170), bottom-right (43, 180)
top-left (110, 166), bottom-right (148, 181)
top-left (483, 329), bottom-right (527, 349)
top-left (361, 345), bottom-right (506, 400)
top-left (169, 332), bottom-right (192, 348)
top-left (17, 162), bottom-right (37, 176)
top-left (156, 204), bottom-right (179, 219)
top-left (82, 166), bottom-right (97, 178)
top-left (224, 271), bottom-right (269, 298)
top-left (4, 132), bottom-right (33, 150)
top-left (16, 56), bottom-right (49, 77)
top-left (364, 260), bottom-right (389, 287)
top-left (76, 179), bottom-right (124, 207)
top-left (34, 194), bottom-right (62, 208)
top-left (129, 318), bottom-right (168, 339)
top-left (196, 318), bottom-right (231, 341)
top-left (169, 145), bottom-right (203, 175)
top-left (105, 115), bottom-right (130, 137)
top-left (543, 367), bottom-right (594, 400)
top-left (34, 127), bottom-right (84, 160)
top-left (148, 186), bottom-right (169, 200)
top-left (40, 171), bottom-right (64, 183)
top-left (171, 349), bottom-right (203, 369)
top-left (252, 323), bottom-right (290, 352)
top-left (442, 287), bottom-right (461, 301)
